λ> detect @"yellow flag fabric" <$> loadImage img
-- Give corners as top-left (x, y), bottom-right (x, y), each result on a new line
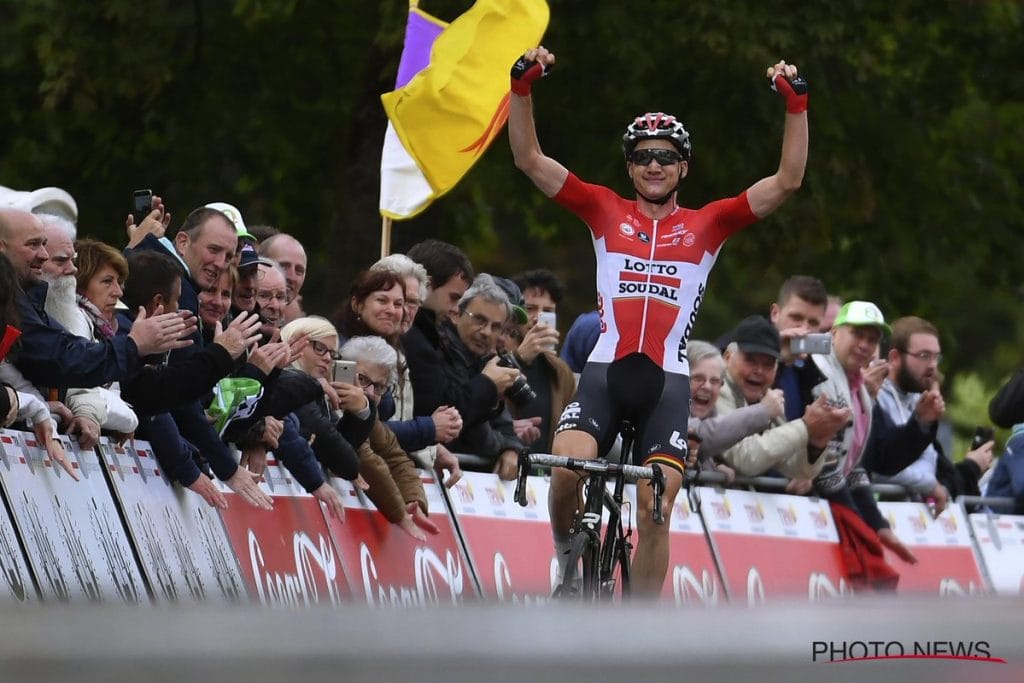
top-left (380, 0), bottom-right (549, 219)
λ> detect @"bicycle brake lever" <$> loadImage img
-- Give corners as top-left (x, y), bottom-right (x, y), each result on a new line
top-left (651, 464), bottom-right (665, 525)
top-left (514, 451), bottom-right (530, 507)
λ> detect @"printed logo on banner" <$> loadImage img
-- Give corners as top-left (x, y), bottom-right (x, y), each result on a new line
top-left (671, 566), bottom-right (721, 606)
top-left (248, 530), bottom-right (344, 606)
top-left (359, 542), bottom-right (465, 606)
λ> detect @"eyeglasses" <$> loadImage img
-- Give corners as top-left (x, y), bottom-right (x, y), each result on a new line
top-left (256, 290), bottom-right (287, 304)
top-left (310, 340), bottom-right (340, 360)
top-left (691, 374), bottom-right (724, 388)
top-left (462, 309), bottom-right (504, 334)
top-left (901, 350), bottom-right (943, 364)
top-left (356, 372), bottom-right (391, 395)
top-left (629, 149), bottom-right (683, 167)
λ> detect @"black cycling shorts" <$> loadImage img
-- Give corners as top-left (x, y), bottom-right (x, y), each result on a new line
top-left (554, 352), bottom-right (690, 472)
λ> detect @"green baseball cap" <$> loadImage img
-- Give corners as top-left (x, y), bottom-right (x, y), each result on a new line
top-left (206, 201), bottom-right (256, 242)
top-left (832, 300), bottom-right (891, 335)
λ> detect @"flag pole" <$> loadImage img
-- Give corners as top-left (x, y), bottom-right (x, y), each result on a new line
top-left (381, 215), bottom-right (393, 258)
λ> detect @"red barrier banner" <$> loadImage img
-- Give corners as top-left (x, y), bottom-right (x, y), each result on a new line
top-left (966, 511), bottom-right (1024, 593)
top-left (217, 458), bottom-right (353, 606)
top-left (323, 472), bottom-right (472, 606)
top-left (877, 502), bottom-right (986, 595)
top-left (698, 487), bottom-right (849, 605)
top-left (0, 430), bottom-right (146, 602)
top-left (445, 472), bottom-right (555, 603)
top-left (97, 438), bottom-right (245, 603)
top-left (662, 492), bottom-right (726, 605)
top-left (968, 513), bottom-right (1024, 595)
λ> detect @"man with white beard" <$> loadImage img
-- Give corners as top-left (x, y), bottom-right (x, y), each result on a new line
top-left (39, 215), bottom-right (138, 448)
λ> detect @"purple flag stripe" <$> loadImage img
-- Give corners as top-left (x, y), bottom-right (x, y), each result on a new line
top-left (395, 9), bottom-right (446, 89)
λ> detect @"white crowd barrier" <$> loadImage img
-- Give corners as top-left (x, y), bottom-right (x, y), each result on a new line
top-left (0, 428), bottom-right (1021, 605)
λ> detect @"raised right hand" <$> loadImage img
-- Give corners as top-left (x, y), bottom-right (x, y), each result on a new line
top-left (510, 46), bottom-right (554, 96)
top-left (213, 311), bottom-right (263, 359)
top-left (128, 305), bottom-right (196, 356)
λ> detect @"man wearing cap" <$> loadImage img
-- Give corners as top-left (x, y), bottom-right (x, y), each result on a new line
top-left (809, 301), bottom-right (917, 564)
top-left (717, 315), bottom-right (851, 479)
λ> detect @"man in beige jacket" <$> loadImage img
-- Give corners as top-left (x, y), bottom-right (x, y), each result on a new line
top-left (716, 315), bottom-right (850, 479)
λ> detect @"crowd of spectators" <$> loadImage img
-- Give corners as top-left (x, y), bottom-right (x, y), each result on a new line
top-left (0, 184), bottom-right (1021, 591)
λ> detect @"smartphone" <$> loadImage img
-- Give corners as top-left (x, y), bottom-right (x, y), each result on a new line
top-left (132, 189), bottom-right (153, 226)
top-left (971, 426), bottom-right (994, 451)
top-left (331, 359), bottom-right (357, 385)
top-left (790, 333), bottom-right (831, 355)
top-left (537, 311), bottom-right (557, 330)
top-left (537, 311), bottom-right (557, 352)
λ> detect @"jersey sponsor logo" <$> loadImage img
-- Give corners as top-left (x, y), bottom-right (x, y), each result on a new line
top-left (560, 401), bottom-right (581, 422)
top-left (617, 281), bottom-right (679, 300)
top-left (619, 223), bottom-right (635, 236)
top-left (621, 258), bottom-right (678, 276)
top-left (638, 231), bottom-right (650, 243)
top-left (681, 282), bottom-right (706, 341)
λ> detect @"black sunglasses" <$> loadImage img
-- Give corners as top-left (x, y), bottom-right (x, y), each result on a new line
top-left (629, 148), bottom-right (683, 166)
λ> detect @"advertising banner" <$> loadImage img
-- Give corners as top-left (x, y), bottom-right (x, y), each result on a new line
top-left (0, 430), bottom-right (146, 602)
top-left (217, 457), bottom-right (353, 606)
top-left (877, 501), bottom-right (986, 595)
top-left (446, 471), bottom-right (555, 603)
top-left (0, 485), bottom-right (35, 602)
top-left (97, 438), bottom-right (245, 603)
top-left (968, 512), bottom-right (1024, 595)
top-left (698, 487), bottom-right (849, 605)
top-left (324, 471), bottom-right (472, 606)
top-left (661, 491), bottom-right (726, 606)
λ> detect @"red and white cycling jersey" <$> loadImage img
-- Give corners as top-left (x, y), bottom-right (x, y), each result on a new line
top-left (555, 172), bottom-right (757, 375)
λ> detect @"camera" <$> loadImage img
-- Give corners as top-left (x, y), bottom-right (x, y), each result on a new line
top-left (496, 352), bottom-right (536, 408)
top-left (132, 189), bottom-right (153, 227)
top-left (971, 426), bottom-right (994, 451)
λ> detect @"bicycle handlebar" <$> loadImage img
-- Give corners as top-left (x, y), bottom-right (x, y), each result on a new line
top-left (515, 453), bottom-right (666, 526)
top-left (522, 453), bottom-right (660, 481)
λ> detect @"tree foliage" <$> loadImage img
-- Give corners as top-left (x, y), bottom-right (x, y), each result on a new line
top-left (2, 0), bottom-right (1022, 391)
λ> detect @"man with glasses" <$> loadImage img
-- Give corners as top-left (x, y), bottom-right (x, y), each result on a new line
top-left (440, 274), bottom-right (525, 479)
top-left (508, 45), bottom-right (810, 595)
top-left (255, 260), bottom-right (288, 341)
top-left (866, 316), bottom-right (994, 512)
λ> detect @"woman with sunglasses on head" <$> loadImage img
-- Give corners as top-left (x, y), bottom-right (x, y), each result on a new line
top-left (336, 268), bottom-right (464, 487)
top-left (509, 46), bottom-right (809, 596)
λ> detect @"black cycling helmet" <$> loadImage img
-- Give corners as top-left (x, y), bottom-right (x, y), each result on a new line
top-left (622, 112), bottom-right (692, 160)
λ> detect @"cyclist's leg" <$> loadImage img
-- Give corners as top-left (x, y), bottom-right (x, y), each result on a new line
top-left (632, 370), bottom-right (691, 598)
top-left (633, 464), bottom-right (683, 597)
top-left (549, 362), bottom-right (616, 581)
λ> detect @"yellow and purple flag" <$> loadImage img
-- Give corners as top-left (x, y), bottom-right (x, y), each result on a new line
top-left (379, 0), bottom-right (549, 219)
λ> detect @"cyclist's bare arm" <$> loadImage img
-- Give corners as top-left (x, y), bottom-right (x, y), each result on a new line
top-left (509, 46), bottom-right (569, 198)
top-left (746, 60), bottom-right (809, 218)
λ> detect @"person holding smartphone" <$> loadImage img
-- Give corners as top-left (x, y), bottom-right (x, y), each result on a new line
top-left (509, 46), bottom-right (809, 595)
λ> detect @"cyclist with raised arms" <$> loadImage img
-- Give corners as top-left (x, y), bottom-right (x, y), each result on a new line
top-left (508, 46), bottom-right (809, 596)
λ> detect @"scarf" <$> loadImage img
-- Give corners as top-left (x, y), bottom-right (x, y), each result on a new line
top-left (76, 294), bottom-right (117, 340)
